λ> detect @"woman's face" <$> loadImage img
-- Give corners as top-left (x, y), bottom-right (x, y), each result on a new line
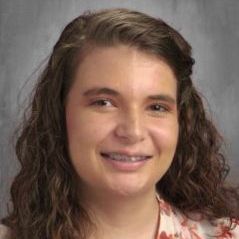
top-left (65, 45), bottom-right (179, 198)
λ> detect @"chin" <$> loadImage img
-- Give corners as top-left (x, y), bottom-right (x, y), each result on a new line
top-left (104, 175), bottom-right (154, 198)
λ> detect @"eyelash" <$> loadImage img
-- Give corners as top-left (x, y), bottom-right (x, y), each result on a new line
top-left (90, 99), bottom-right (170, 113)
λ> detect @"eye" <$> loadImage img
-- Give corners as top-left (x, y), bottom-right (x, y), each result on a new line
top-left (90, 99), bottom-right (114, 107)
top-left (149, 103), bottom-right (169, 113)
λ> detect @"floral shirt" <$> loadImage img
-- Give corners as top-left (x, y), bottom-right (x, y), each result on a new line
top-left (156, 195), bottom-right (239, 239)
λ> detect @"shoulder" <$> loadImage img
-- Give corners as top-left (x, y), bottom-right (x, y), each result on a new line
top-left (0, 224), bottom-right (12, 239)
top-left (175, 213), bottom-right (239, 238)
top-left (156, 195), bottom-right (239, 238)
top-left (209, 218), bottom-right (239, 238)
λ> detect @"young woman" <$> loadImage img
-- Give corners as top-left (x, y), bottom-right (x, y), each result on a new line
top-left (1, 8), bottom-right (239, 239)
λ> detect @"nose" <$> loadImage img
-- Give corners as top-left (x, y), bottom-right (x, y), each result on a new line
top-left (114, 109), bottom-right (146, 144)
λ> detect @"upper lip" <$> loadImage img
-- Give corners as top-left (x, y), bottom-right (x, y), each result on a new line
top-left (100, 150), bottom-right (152, 158)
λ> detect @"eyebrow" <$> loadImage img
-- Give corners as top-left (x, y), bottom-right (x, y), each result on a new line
top-left (83, 87), bottom-right (176, 104)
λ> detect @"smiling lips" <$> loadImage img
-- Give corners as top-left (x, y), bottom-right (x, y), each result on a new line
top-left (100, 152), bottom-right (152, 163)
top-left (100, 152), bottom-right (153, 171)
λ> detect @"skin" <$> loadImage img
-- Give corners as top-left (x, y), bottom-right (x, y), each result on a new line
top-left (65, 45), bottom-right (179, 239)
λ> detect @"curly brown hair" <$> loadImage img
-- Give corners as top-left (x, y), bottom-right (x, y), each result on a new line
top-left (2, 8), bottom-right (239, 239)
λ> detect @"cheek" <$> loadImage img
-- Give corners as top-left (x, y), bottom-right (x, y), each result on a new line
top-left (149, 120), bottom-right (179, 154)
top-left (148, 121), bottom-right (178, 181)
top-left (65, 109), bottom-right (114, 148)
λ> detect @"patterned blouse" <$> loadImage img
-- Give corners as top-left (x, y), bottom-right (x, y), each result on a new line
top-left (156, 195), bottom-right (239, 238)
top-left (0, 196), bottom-right (238, 239)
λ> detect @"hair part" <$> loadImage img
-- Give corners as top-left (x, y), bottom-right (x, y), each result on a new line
top-left (2, 8), bottom-right (239, 239)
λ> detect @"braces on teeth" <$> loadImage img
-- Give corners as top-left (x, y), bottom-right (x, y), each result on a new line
top-left (105, 153), bottom-right (147, 162)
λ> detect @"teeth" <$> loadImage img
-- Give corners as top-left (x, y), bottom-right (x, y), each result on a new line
top-left (102, 153), bottom-right (148, 162)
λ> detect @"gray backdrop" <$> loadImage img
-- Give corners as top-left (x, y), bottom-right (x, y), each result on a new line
top-left (1, 0), bottom-right (239, 219)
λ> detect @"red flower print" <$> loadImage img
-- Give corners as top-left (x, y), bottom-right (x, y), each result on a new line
top-left (159, 200), bottom-right (172, 216)
top-left (158, 231), bottom-right (174, 239)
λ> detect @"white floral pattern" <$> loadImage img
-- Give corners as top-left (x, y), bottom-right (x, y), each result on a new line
top-left (156, 195), bottom-right (239, 239)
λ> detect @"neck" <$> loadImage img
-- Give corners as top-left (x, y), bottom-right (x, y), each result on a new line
top-left (80, 188), bottom-right (159, 239)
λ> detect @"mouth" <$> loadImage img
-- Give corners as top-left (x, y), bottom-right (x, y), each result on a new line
top-left (100, 152), bottom-right (152, 163)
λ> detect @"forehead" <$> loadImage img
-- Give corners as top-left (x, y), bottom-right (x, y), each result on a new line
top-left (72, 45), bottom-right (177, 100)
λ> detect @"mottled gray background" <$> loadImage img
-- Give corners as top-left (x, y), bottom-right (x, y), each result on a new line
top-left (1, 0), bottom-right (239, 219)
